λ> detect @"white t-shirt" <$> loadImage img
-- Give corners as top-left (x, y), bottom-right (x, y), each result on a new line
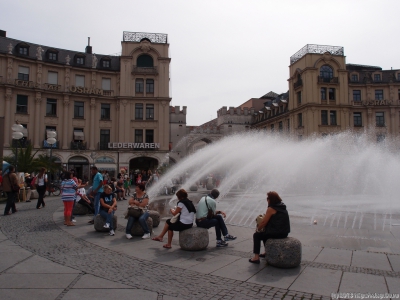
top-left (37, 174), bottom-right (47, 186)
top-left (178, 202), bottom-right (194, 224)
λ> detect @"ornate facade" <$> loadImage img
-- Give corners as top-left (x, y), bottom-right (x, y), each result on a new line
top-left (0, 30), bottom-right (179, 179)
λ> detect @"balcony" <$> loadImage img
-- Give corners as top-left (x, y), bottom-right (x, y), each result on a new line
top-left (43, 140), bottom-right (59, 149)
top-left (318, 76), bottom-right (339, 84)
top-left (102, 90), bottom-right (114, 96)
top-left (70, 141), bottom-right (87, 150)
top-left (132, 66), bottom-right (158, 75)
top-left (294, 79), bottom-right (303, 89)
top-left (12, 139), bottom-right (31, 148)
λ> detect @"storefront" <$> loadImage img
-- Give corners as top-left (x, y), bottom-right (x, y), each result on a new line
top-left (67, 156), bottom-right (89, 182)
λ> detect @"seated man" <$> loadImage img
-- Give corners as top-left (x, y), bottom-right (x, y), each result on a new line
top-left (196, 189), bottom-right (236, 247)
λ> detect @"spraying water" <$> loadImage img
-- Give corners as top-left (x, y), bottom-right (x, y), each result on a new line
top-left (148, 131), bottom-right (400, 230)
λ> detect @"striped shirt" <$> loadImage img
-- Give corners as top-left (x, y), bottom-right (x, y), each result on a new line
top-left (61, 179), bottom-right (78, 202)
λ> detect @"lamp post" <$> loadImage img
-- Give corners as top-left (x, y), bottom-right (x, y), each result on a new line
top-left (46, 131), bottom-right (57, 182)
top-left (11, 124), bottom-right (24, 172)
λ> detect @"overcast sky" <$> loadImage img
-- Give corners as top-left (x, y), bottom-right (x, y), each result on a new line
top-left (1, 0), bottom-right (399, 125)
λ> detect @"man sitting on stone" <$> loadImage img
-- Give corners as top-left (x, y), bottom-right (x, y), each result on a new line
top-left (196, 189), bottom-right (236, 247)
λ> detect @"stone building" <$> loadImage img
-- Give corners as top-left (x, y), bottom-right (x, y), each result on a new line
top-left (0, 30), bottom-right (179, 179)
top-left (252, 44), bottom-right (400, 143)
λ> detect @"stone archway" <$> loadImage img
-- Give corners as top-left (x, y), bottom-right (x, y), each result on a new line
top-left (130, 157), bottom-right (159, 172)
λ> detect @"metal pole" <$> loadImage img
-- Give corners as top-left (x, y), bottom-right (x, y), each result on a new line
top-left (15, 142), bottom-right (18, 173)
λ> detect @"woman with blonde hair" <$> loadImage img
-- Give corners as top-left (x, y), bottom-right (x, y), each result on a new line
top-left (36, 167), bottom-right (48, 209)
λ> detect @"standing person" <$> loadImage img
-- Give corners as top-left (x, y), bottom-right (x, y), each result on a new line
top-left (99, 185), bottom-right (117, 236)
top-left (60, 171), bottom-right (78, 226)
top-left (2, 166), bottom-right (18, 215)
top-left (249, 191), bottom-right (290, 264)
top-left (0, 170), bottom-right (3, 197)
top-left (125, 183), bottom-right (151, 239)
top-left (24, 173), bottom-right (32, 202)
top-left (196, 189), bottom-right (237, 247)
top-left (36, 167), bottom-right (48, 209)
top-left (88, 166), bottom-right (103, 224)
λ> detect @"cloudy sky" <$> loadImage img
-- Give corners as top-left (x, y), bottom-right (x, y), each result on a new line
top-left (1, 0), bottom-right (399, 125)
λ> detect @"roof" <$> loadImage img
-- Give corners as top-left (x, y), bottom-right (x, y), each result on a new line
top-left (260, 91), bottom-right (279, 99)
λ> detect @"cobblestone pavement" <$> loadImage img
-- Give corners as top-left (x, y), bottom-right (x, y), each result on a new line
top-left (0, 199), bottom-right (335, 300)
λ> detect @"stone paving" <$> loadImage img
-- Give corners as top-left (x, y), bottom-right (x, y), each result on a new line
top-left (0, 196), bottom-right (399, 300)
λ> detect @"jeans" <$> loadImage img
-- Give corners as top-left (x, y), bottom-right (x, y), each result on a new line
top-left (4, 191), bottom-right (17, 215)
top-left (93, 192), bottom-right (101, 219)
top-left (125, 211), bottom-right (150, 234)
top-left (196, 214), bottom-right (228, 240)
top-left (99, 209), bottom-right (114, 230)
top-left (253, 232), bottom-right (288, 254)
top-left (36, 185), bottom-right (46, 208)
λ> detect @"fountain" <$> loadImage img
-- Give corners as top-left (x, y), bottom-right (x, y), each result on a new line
top-left (148, 131), bottom-right (400, 231)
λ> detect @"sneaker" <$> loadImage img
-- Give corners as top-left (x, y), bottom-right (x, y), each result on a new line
top-left (109, 229), bottom-right (115, 236)
top-left (103, 223), bottom-right (110, 229)
top-left (142, 233), bottom-right (151, 239)
top-left (72, 219), bottom-right (76, 223)
top-left (126, 234), bottom-right (133, 239)
top-left (224, 234), bottom-right (237, 241)
top-left (216, 240), bottom-right (228, 247)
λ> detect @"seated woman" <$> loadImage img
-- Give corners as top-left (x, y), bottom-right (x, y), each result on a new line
top-left (116, 179), bottom-right (126, 201)
top-left (152, 189), bottom-right (196, 249)
top-left (249, 191), bottom-right (290, 264)
top-left (99, 185), bottom-right (117, 236)
top-left (125, 183), bottom-right (151, 239)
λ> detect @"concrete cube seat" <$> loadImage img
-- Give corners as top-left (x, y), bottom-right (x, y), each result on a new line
top-left (179, 227), bottom-right (209, 251)
top-left (264, 237), bottom-right (301, 268)
top-left (94, 214), bottom-right (118, 232)
top-left (129, 216), bottom-right (153, 236)
top-left (189, 185), bottom-right (198, 191)
top-left (148, 210), bottom-right (160, 228)
top-left (73, 203), bottom-right (89, 215)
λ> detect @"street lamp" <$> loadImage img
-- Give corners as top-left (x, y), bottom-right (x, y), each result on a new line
top-left (11, 124), bottom-right (24, 172)
top-left (46, 131), bottom-right (56, 181)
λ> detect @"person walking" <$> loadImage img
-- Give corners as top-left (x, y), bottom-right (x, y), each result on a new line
top-left (36, 167), bottom-right (48, 209)
top-left (2, 166), bottom-right (18, 215)
top-left (61, 171), bottom-right (78, 226)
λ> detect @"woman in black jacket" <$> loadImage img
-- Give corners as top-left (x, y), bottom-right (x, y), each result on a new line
top-left (249, 191), bottom-right (290, 264)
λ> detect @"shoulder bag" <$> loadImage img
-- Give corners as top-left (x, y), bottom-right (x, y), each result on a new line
top-left (127, 205), bottom-right (144, 218)
top-left (205, 196), bottom-right (215, 219)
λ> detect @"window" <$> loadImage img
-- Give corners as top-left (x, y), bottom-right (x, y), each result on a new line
top-left (100, 129), bottom-right (110, 150)
top-left (135, 79), bottom-right (144, 93)
top-left (18, 66), bottom-right (29, 81)
top-left (374, 74), bottom-right (381, 82)
top-left (353, 90), bottom-right (361, 101)
top-left (376, 112), bottom-right (385, 127)
top-left (351, 74), bottom-right (358, 82)
top-left (101, 104), bottom-right (110, 120)
top-left (320, 65), bottom-right (333, 79)
top-left (398, 89), bottom-right (400, 100)
top-left (135, 129), bottom-right (143, 143)
top-left (145, 130), bottom-right (154, 143)
top-left (19, 46), bottom-right (28, 55)
top-left (16, 95), bottom-right (28, 113)
top-left (377, 134), bottom-right (385, 143)
top-left (278, 121), bottom-right (283, 132)
top-left (48, 52), bottom-right (57, 61)
top-left (297, 92), bottom-right (302, 104)
top-left (135, 104), bottom-right (143, 119)
top-left (75, 55), bottom-right (85, 65)
top-left (73, 128), bottom-right (84, 143)
top-left (353, 112), bottom-right (362, 127)
top-left (287, 119), bottom-right (290, 132)
top-left (75, 75), bottom-right (85, 87)
top-left (146, 79), bottom-right (154, 93)
top-left (397, 73), bottom-right (400, 81)
top-left (47, 72), bottom-right (58, 84)
top-left (271, 124), bottom-right (274, 132)
top-left (137, 55), bottom-right (153, 67)
top-left (102, 78), bottom-right (111, 90)
top-left (102, 59), bottom-right (110, 68)
top-left (46, 99), bottom-right (57, 116)
top-left (329, 88), bottom-right (335, 100)
top-left (321, 110), bottom-right (328, 125)
top-left (375, 90), bottom-right (383, 100)
top-left (321, 88), bottom-right (327, 100)
top-left (330, 111), bottom-right (337, 125)
top-left (146, 104), bottom-right (154, 119)
top-left (298, 113), bottom-right (303, 127)
top-left (74, 101), bottom-right (84, 118)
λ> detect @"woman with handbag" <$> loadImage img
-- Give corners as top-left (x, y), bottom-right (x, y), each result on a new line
top-left (125, 183), bottom-right (151, 240)
top-left (249, 191), bottom-right (291, 264)
top-left (3, 165), bottom-right (19, 215)
top-left (152, 189), bottom-right (196, 249)
top-left (36, 167), bottom-right (48, 209)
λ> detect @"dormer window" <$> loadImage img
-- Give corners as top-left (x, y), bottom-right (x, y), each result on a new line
top-left (46, 49), bottom-right (58, 61)
top-left (374, 74), bottom-right (381, 82)
top-left (351, 74), bottom-right (358, 82)
top-left (74, 54), bottom-right (86, 65)
top-left (19, 47), bottom-right (28, 55)
top-left (15, 43), bottom-right (30, 56)
top-left (101, 58), bottom-right (111, 68)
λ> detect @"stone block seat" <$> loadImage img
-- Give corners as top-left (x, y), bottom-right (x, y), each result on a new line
top-left (179, 227), bottom-right (209, 251)
top-left (130, 216), bottom-right (153, 236)
top-left (264, 237), bottom-right (302, 268)
top-left (94, 214), bottom-right (118, 232)
top-left (73, 203), bottom-right (89, 215)
top-left (148, 210), bottom-right (160, 228)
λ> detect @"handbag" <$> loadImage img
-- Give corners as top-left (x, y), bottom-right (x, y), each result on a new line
top-left (205, 197), bottom-right (215, 219)
top-left (127, 206), bottom-right (144, 218)
top-left (255, 214), bottom-right (266, 233)
top-left (170, 213), bottom-right (180, 224)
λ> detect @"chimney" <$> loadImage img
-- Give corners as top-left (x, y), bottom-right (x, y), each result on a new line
top-left (85, 37), bottom-right (92, 54)
top-left (182, 106), bottom-right (187, 115)
top-left (0, 30), bottom-right (6, 37)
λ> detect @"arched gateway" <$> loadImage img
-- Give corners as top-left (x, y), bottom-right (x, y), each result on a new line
top-left (130, 157), bottom-right (158, 172)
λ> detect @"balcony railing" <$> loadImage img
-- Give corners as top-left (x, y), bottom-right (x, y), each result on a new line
top-left (132, 66), bottom-right (158, 75)
top-left (318, 76), bottom-right (339, 84)
top-left (70, 141), bottom-right (87, 150)
top-left (102, 90), bottom-right (113, 96)
top-left (12, 139), bottom-right (31, 148)
top-left (294, 79), bottom-right (303, 89)
top-left (43, 140), bottom-right (59, 149)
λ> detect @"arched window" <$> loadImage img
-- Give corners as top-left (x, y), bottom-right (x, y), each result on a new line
top-left (137, 55), bottom-right (153, 67)
top-left (320, 65), bottom-right (333, 78)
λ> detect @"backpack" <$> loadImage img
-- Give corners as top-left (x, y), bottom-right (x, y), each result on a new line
top-left (30, 176), bottom-right (37, 188)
